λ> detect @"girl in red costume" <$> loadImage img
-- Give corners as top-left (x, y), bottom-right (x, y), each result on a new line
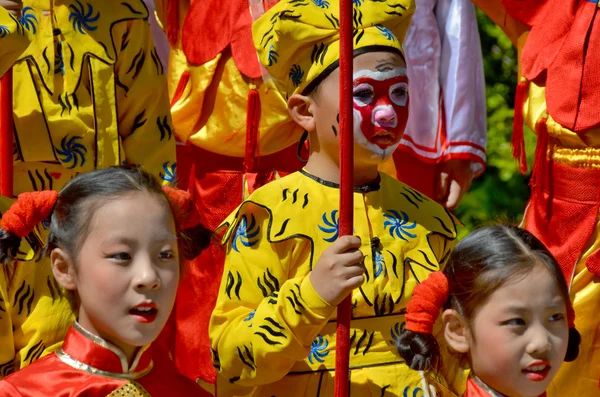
top-left (0, 167), bottom-right (211, 396)
top-left (398, 226), bottom-right (580, 397)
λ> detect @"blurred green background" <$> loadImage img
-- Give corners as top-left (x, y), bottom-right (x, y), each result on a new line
top-left (454, 11), bottom-right (537, 238)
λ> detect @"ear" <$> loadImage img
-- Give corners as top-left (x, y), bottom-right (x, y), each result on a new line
top-left (288, 94), bottom-right (316, 132)
top-left (442, 308), bottom-right (470, 354)
top-left (50, 248), bottom-right (77, 291)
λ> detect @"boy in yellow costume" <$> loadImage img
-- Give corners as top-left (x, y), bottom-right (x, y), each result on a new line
top-left (0, 0), bottom-right (175, 378)
top-left (209, 1), bottom-right (460, 396)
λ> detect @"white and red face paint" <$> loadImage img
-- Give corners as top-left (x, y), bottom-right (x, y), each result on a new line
top-left (351, 67), bottom-right (408, 159)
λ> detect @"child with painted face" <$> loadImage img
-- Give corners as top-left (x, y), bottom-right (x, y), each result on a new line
top-left (209, 1), bottom-right (460, 396)
top-left (0, 167), bottom-right (212, 396)
top-left (398, 226), bottom-right (580, 397)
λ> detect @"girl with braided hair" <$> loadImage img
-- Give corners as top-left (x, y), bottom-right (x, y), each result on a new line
top-left (0, 166), bottom-right (211, 396)
top-left (398, 226), bottom-right (580, 397)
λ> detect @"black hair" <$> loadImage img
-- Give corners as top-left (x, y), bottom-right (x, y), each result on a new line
top-left (0, 166), bottom-right (211, 266)
top-left (397, 225), bottom-right (580, 371)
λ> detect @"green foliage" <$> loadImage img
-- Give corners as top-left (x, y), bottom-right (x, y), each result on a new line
top-left (455, 10), bottom-right (537, 238)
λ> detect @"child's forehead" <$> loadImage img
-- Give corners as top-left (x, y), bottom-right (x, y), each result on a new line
top-left (352, 51), bottom-right (406, 70)
top-left (481, 267), bottom-right (566, 312)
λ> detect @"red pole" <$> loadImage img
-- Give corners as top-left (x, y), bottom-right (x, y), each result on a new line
top-left (334, 0), bottom-right (354, 396)
top-left (0, 69), bottom-right (14, 198)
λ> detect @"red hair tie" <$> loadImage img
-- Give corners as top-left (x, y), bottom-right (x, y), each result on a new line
top-left (1, 191), bottom-right (58, 238)
top-left (162, 186), bottom-right (201, 229)
top-left (405, 271), bottom-right (449, 334)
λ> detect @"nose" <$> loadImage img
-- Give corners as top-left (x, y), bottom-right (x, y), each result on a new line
top-left (527, 324), bottom-right (551, 356)
top-left (133, 257), bottom-right (161, 290)
top-left (373, 106), bottom-right (397, 128)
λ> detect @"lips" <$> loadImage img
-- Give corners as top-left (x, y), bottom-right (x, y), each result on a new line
top-left (369, 130), bottom-right (399, 149)
top-left (129, 302), bottom-right (158, 324)
top-left (522, 361), bottom-right (551, 382)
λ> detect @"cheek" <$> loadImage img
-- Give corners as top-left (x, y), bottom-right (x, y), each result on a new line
top-left (392, 100), bottom-right (409, 133)
top-left (354, 104), bottom-right (375, 139)
top-left (470, 323), bottom-right (519, 373)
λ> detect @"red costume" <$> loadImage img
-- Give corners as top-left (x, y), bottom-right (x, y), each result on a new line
top-left (0, 323), bottom-right (208, 396)
top-left (473, 1), bottom-right (600, 395)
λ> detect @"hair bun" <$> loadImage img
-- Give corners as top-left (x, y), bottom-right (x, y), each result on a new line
top-left (396, 330), bottom-right (440, 371)
top-left (564, 327), bottom-right (581, 362)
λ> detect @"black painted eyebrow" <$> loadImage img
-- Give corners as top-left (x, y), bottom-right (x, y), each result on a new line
top-left (375, 59), bottom-right (396, 72)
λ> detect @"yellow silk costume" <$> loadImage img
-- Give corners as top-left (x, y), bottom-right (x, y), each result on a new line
top-left (153, 0), bottom-right (303, 157)
top-left (210, 170), bottom-right (459, 396)
top-left (0, 8), bottom-right (30, 77)
top-left (0, 0), bottom-right (175, 378)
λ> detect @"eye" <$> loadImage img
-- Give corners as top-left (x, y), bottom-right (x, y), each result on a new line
top-left (549, 313), bottom-right (565, 322)
top-left (389, 82), bottom-right (408, 106)
top-left (159, 250), bottom-right (176, 260)
top-left (501, 318), bottom-right (527, 327)
top-left (108, 252), bottom-right (131, 261)
top-left (353, 84), bottom-right (374, 106)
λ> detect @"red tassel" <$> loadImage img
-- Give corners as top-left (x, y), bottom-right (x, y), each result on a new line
top-left (170, 71), bottom-right (190, 108)
top-left (530, 118), bottom-right (552, 220)
top-left (244, 87), bottom-right (260, 173)
top-left (167, 0), bottom-right (180, 46)
top-left (512, 79), bottom-right (529, 174)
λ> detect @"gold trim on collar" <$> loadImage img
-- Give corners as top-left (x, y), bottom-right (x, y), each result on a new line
top-left (471, 376), bottom-right (505, 397)
top-left (56, 350), bottom-right (153, 381)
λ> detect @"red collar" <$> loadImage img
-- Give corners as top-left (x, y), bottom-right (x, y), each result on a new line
top-left (57, 323), bottom-right (153, 380)
top-left (465, 377), bottom-right (547, 397)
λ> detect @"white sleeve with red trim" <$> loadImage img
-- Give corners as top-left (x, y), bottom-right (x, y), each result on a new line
top-left (436, 0), bottom-right (487, 176)
top-left (400, 0), bottom-right (487, 176)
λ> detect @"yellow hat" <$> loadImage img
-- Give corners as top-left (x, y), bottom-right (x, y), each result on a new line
top-left (252, 0), bottom-right (415, 98)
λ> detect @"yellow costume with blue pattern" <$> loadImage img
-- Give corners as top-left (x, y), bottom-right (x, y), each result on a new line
top-left (0, 0), bottom-right (175, 378)
top-left (0, 7), bottom-right (30, 77)
top-left (211, 171), bottom-right (459, 396)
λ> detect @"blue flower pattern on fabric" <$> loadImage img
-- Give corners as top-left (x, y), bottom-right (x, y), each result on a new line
top-left (0, 26), bottom-right (9, 38)
top-left (353, 0), bottom-right (363, 6)
top-left (20, 7), bottom-right (38, 34)
top-left (318, 210), bottom-right (339, 242)
top-left (159, 162), bottom-right (177, 182)
top-left (375, 24), bottom-right (396, 41)
top-left (383, 210), bottom-right (417, 241)
top-left (232, 214), bottom-right (260, 253)
top-left (69, 1), bottom-right (100, 34)
top-left (308, 335), bottom-right (329, 364)
top-left (374, 250), bottom-right (386, 278)
top-left (311, 0), bottom-right (330, 8)
top-left (289, 65), bottom-right (304, 88)
top-left (41, 218), bottom-right (51, 230)
top-left (56, 135), bottom-right (87, 169)
top-left (243, 310), bottom-right (255, 327)
top-left (267, 45), bottom-right (279, 66)
top-left (403, 386), bottom-right (425, 397)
